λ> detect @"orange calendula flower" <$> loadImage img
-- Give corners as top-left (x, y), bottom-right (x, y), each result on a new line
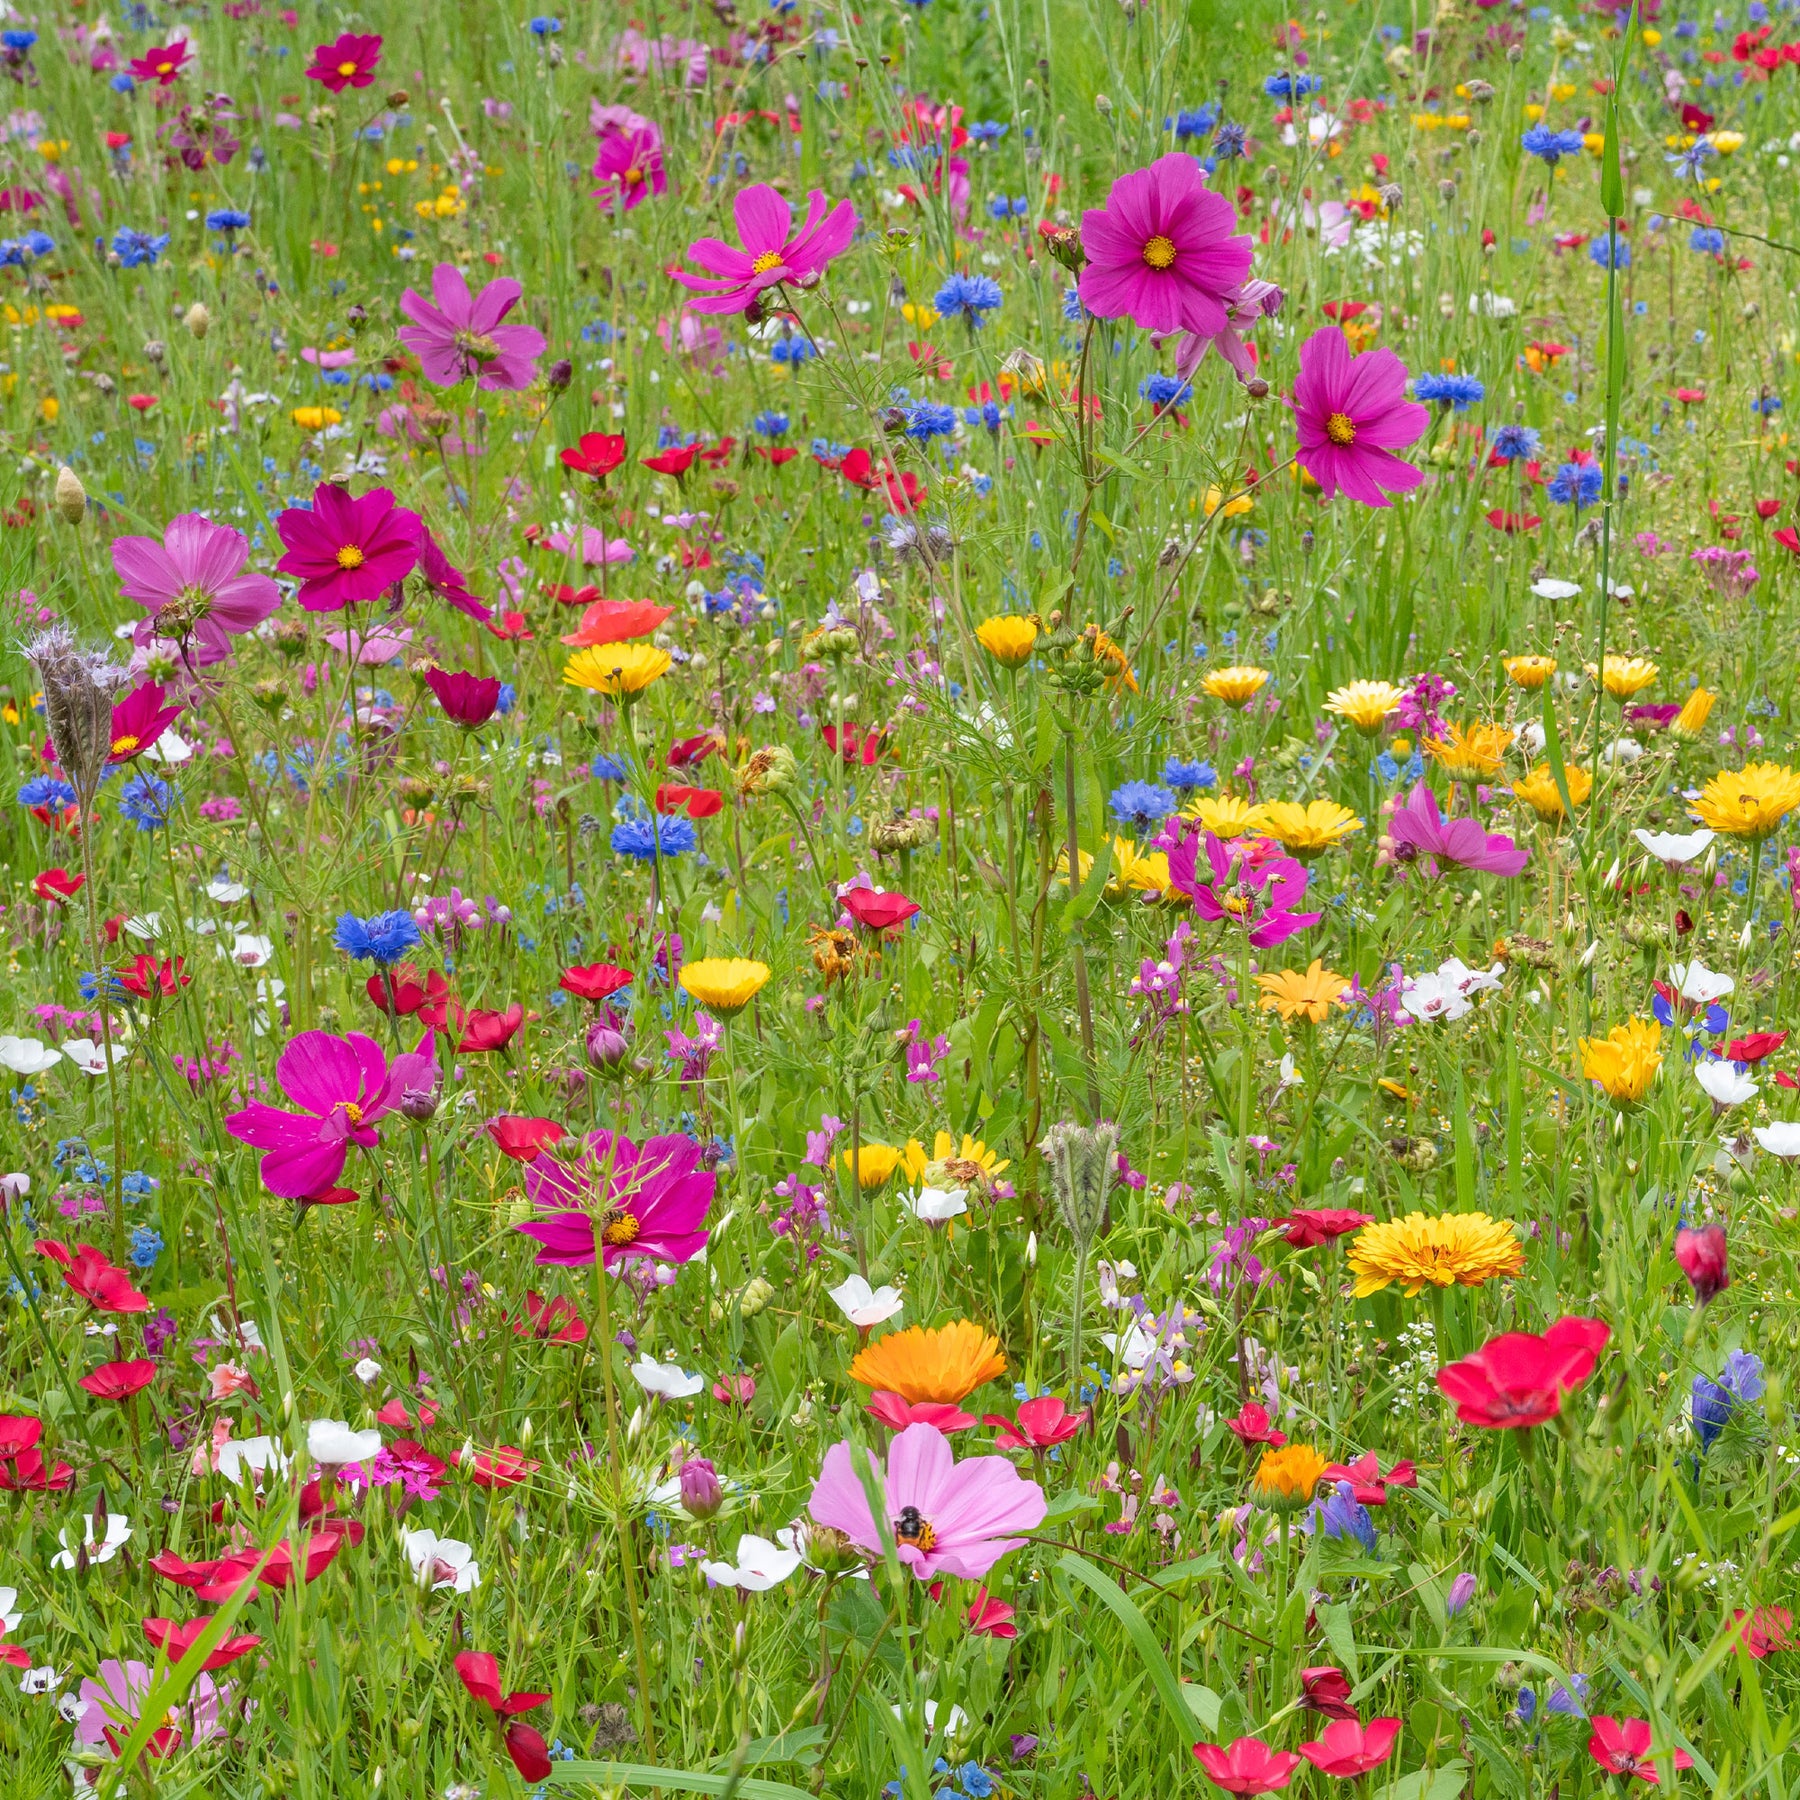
top-left (1323, 680), bottom-right (1404, 735)
top-left (1423, 721), bottom-right (1511, 784)
top-left (975, 614), bottom-right (1039, 668)
top-left (1252, 1443), bottom-right (1330, 1509)
top-left (1092, 630), bottom-right (1137, 694)
top-left (1671, 687), bottom-right (1716, 740)
top-left (677, 958), bottom-right (770, 1017)
top-left (1255, 960), bottom-right (1352, 1023)
top-left (1347, 1212), bottom-right (1525, 1297)
top-left (847, 1320), bottom-right (1007, 1404)
top-left (1578, 1017), bottom-right (1663, 1102)
top-left (1513, 762), bottom-right (1591, 821)
top-left (1259, 799), bottom-right (1362, 858)
top-left (1586, 655), bottom-right (1658, 699)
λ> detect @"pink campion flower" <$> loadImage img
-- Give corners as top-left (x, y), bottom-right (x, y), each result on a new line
top-left (807, 1420), bottom-right (1047, 1581)
top-left (275, 483), bottom-right (423, 611)
top-left (113, 513), bottom-right (282, 666)
top-left (593, 125), bottom-right (666, 212)
top-left (592, 100), bottom-right (655, 139)
top-left (1290, 326), bottom-right (1430, 506)
top-left (305, 31), bottom-right (382, 92)
top-left (1165, 826), bottom-right (1321, 948)
top-left (514, 1129), bottom-right (715, 1269)
top-left (128, 40), bottom-right (194, 86)
top-left (546, 525), bottom-right (634, 567)
top-left (224, 1029), bottom-right (437, 1199)
top-left (398, 263), bottom-right (546, 392)
top-left (1385, 782), bottom-right (1529, 878)
top-left (1076, 153), bottom-right (1255, 338)
top-left (670, 184), bottom-right (857, 316)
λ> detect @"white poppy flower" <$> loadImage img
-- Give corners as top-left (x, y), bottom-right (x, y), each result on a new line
top-left (217, 1435), bottom-right (289, 1485)
top-left (1695, 1061), bottom-right (1757, 1109)
top-left (827, 1275), bottom-right (904, 1329)
top-left (230, 932), bottom-right (275, 968)
top-left (61, 1039), bottom-right (128, 1077)
top-left (206, 878), bottom-right (250, 904)
top-left (1531, 577), bottom-right (1581, 600)
top-left (1635, 828), bottom-right (1714, 866)
top-left (630, 1356), bottom-right (705, 1400)
top-left (50, 1515), bottom-right (131, 1569)
top-left (307, 1420), bottom-right (381, 1465)
top-left (402, 1528), bottom-right (481, 1593)
top-left (700, 1533), bottom-right (802, 1591)
top-left (1754, 1122), bottom-right (1800, 1160)
top-left (0, 1037), bottom-right (60, 1075)
top-left (1670, 960), bottom-right (1734, 1005)
top-left (122, 913), bottom-right (161, 941)
top-left (904, 1186), bottom-right (968, 1223)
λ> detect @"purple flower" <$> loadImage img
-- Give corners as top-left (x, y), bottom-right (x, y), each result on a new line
top-left (804, 1116), bottom-right (844, 1168)
top-left (112, 513), bottom-right (281, 666)
top-left (902, 1019), bottom-right (950, 1084)
top-left (664, 1011), bottom-right (722, 1084)
top-left (1166, 825), bottom-right (1321, 948)
top-left (1445, 1571), bottom-right (1477, 1616)
top-left (1385, 782), bottom-right (1529, 878)
top-left (514, 1128), bottom-right (714, 1270)
top-left (398, 262), bottom-right (546, 391)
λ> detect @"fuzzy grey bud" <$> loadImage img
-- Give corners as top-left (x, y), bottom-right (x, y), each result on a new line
top-left (1040, 1119), bottom-right (1117, 1249)
top-left (25, 625), bottom-right (125, 803)
top-left (54, 466), bottom-right (86, 524)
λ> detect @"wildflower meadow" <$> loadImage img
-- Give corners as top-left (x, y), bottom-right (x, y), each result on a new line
top-left (2, 0), bottom-right (1800, 1794)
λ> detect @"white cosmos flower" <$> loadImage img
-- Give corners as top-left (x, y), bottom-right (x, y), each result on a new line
top-left (0, 1587), bottom-right (20, 1634)
top-left (307, 1419), bottom-right (381, 1465)
top-left (61, 1039), bottom-right (128, 1077)
top-left (904, 1186), bottom-right (967, 1223)
top-left (1754, 1122), bottom-right (1800, 1160)
top-left (827, 1275), bottom-right (904, 1328)
top-left (402, 1528), bottom-right (481, 1593)
top-left (1531, 577), bottom-right (1581, 601)
top-left (1670, 959), bottom-right (1734, 1005)
top-left (1695, 1061), bottom-right (1757, 1109)
top-left (630, 1356), bottom-right (705, 1400)
top-left (700, 1533), bottom-right (803, 1591)
top-left (206, 877), bottom-right (250, 904)
top-left (1635, 828), bottom-right (1714, 866)
top-left (0, 1036), bottom-right (60, 1075)
top-left (50, 1515), bottom-right (131, 1570)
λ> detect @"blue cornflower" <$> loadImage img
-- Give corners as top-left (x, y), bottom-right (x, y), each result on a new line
top-left (496, 684), bottom-right (517, 716)
top-left (1667, 139), bottom-right (1716, 179)
top-left (19, 229), bottom-right (52, 259)
top-left (206, 208), bottom-right (251, 232)
top-left (18, 774), bottom-right (77, 811)
top-left (1140, 372), bottom-right (1192, 410)
top-left (1162, 757), bottom-right (1216, 793)
top-left (107, 226), bottom-right (172, 268)
top-left (985, 194), bottom-right (1028, 220)
top-left (1413, 372), bottom-right (1485, 410)
top-left (1169, 103), bottom-right (1219, 140)
top-left (1688, 225), bottom-right (1725, 255)
top-left (1212, 121), bottom-right (1248, 160)
top-left (933, 273), bottom-right (1003, 327)
top-left (1546, 461), bottom-right (1603, 509)
top-left (528, 15), bottom-right (563, 34)
top-left (905, 402), bottom-right (958, 441)
top-left (1521, 124), bottom-right (1585, 165)
top-left (1489, 423), bottom-right (1540, 461)
top-left (611, 815), bottom-right (698, 860)
top-left (1108, 781), bottom-right (1179, 831)
top-left (118, 772), bottom-right (173, 831)
top-left (332, 909), bottom-right (423, 965)
top-left (1517, 1674), bottom-right (1590, 1724)
top-left (2, 29), bottom-right (37, 50)
top-left (1317, 1482), bottom-right (1378, 1555)
top-left (1692, 1349), bottom-right (1765, 1451)
top-left (78, 970), bottom-right (129, 1004)
top-left (753, 410), bottom-right (790, 437)
top-left (110, 71), bottom-right (136, 93)
top-left (1752, 395), bottom-right (1783, 416)
top-left (770, 336), bottom-right (816, 366)
top-left (1263, 71), bottom-right (1320, 100)
top-left (1062, 286), bottom-right (1086, 322)
top-left (591, 753), bottom-right (629, 781)
top-left (1588, 235), bottom-right (1630, 270)
top-left (128, 1225), bottom-right (164, 1270)
top-left (968, 120), bottom-right (1007, 144)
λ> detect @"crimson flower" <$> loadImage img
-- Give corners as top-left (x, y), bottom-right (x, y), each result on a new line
top-left (0, 1414), bottom-right (72, 1491)
top-left (376, 1397), bottom-right (439, 1429)
top-left (1726, 1030), bottom-right (1787, 1063)
top-left (32, 867), bottom-right (83, 904)
top-left (424, 667), bottom-right (503, 728)
top-left (1224, 1401), bottom-right (1287, 1448)
top-left (560, 962), bottom-right (633, 1003)
top-left (78, 1360), bottom-right (158, 1401)
top-left (452, 1002), bottom-right (525, 1054)
top-left (365, 964), bottom-right (451, 1026)
top-left (276, 483), bottom-right (422, 612)
top-left (642, 443), bottom-right (700, 477)
top-left (418, 529), bottom-right (492, 623)
top-left (1435, 1316), bottom-right (1610, 1428)
top-left (1299, 1667), bottom-right (1358, 1722)
top-left (668, 731), bottom-right (722, 767)
top-left (1674, 1224), bottom-right (1728, 1305)
top-left (967, 1588), bottom-right (1018, 1638)
top-left (144, 1616), bottom-right (263, 1671)
top-left (305, 31), bottom-right (382, 91)
top-left (488, 1116), bottom-right (567, 1162)
top-left (129, 40), bottom-right (193, 85)
top-left (515, 1128), bottom-right (715, 1270)
top-left (843, 887), bottom-right (921, 931)
top-left (560, 432), bottom-right (627, 477)
top-left (190, 1530), bottom-right (353, 1601)
top-left (822, 721), bottom-right (886, 766)
top-left (37, 1240), bottom-right (149, 1313)
top-left (118, 954), bottom-right (189, 1001)
top-left (454, 1650), bottom-right (550, 1715)
top-left (456, 1445), bottom-right (539, 1488)
top-left (656, 783), bottom-right (724, 818)
top-left (108, 682), bottom-right (184, 763)
top-left (1279, 1207), bottom-right (1371, 1247)
top-left (1587, 1718), bottom-right (1694, 1784)
top-left (504, 1724), bottom-right (554, 1782)
top-left (1318, 1452), bottom-right (1415, 1506)
top-left (983, 1395), bottom-right (1088, 1450)
top-left (1166, 826), bottom-right (1321, 949)
top-left (1298, 1717), bottom-right (1401, 1778)
top-left (866, 1390), bottom-right (977, 1434)
top-left (514, 1291), bottom-right (587, 1343)
top-left (1193, 1737), bottom-right (1304, 1795)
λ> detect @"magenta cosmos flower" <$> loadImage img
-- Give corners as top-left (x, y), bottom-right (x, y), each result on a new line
top-left (225, 1029), bottom-right (436, 1199)
top-left (78, 1658), bottom-right (223, 1754)
top-left (1386, 782), bottom-right (1529, 878)
top-left (1166, 826), bottom-right (1321, 949)
top-left (113, 513), bottom-right (281, 666)
top-left (1291, 326), bottom-right (1430, 506)
top-left (1077, 153), bottom-right (1254, 338)
top-left (420, 529), bottom-right (493, 623)
top-left (808, 1420), bottom-right (1046, 1581)
top-left (276, 483), bottom-right (423, 611)
top-left (671, 184), bottom-right (857, 315)
top-left (398, 263), bottom-right (546, 392)
top-left (594, 126), bottom-right (666, 212)
top-left (515, 1129), bottom-right (714, 1269)
top-left (306, 32), bottom-right (381, 93)
top-left (108, 681), bottom-right (184, 763)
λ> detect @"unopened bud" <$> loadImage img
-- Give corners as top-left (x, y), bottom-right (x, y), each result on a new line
top-left (585, 1016), bottom-right (630, 1072)
top-left (346, 302), bottom-right (368, 332)
top-left (546, 357), bottom-right (572, 394)
top-left (398, 1078), bottom-right (440, 1122)
top-left (183, 301), bottom-right (211, 340)
top-left (1245, 376), bottom-right (1270, 401)
top-left (386, 89), bottom-right (410, 108)
top-left (678, 1456), bottom-right (724, 1520)
top-left (143, 338), bottom-right (167, 367)
top-left (54, 465), bottom-right (86, 524)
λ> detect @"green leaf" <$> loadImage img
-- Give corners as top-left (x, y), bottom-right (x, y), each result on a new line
top-left (549, 1763), bottom-right (817, 1799)
top-left (1599, 93), bottom-right (1625, 218)
top-left (1321, 1601), bottom-right (1360, 1684)
top-left (1375, 1760), bottom-right (1470, 1800)
top-left (1409, 1562), bottom-right (1448, 1639)
top-left (1058, 837), bottom-right (1113, 934)
top-left (1182, 1684), bottom-right (1223, 1731)
top-left (1057, 1551), bottom-right (1195, 1750)
top-left (1044, 1489), bottom-right (1102, 1521)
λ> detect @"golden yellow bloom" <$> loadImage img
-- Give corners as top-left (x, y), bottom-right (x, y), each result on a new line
top-left (1713, 130), bottom-right (1745, 155)
top-left (1259, 799), bottom-right (1363, 858)
top-left (1202, 485), bottom-right (1253, 519)
top-left (1691, 762), bottom-right (1800, 838)
top-left (842, 1142), bottom-right (903, 1190)
top-left (1512, 761), bottom-right (1591, 821)
top-left (562, 643), bottom-right (672, 697)
top-left (1503, 654), bottom-right (1558, 689)
top-left (290, 406), bottom-right (343, 430)
top-left (902, 1131), bottom-right (1010, 1184)
top-left (1201, 665), bottom-right (1270, 709)
top-left (847, 1319), bottom-right (1006, 1404)
top-left (1347, 1211), bottom-right (1525, 1298)
top-left (1377, 1077), bottom-right (1412, 1101)
top-left (1108, 837), bottom-right (1171, 898)
top-left (1578, 1016), bottom-right (1663, 1103)
top-left (1092, 630), bottom-right (1137, 695)
top-left (975, 614), bottom-right (1038, 669)
top-left (1253, 1444), bottom-right (1330, 1510)
top-left (1255, 960), bottom-right (1351, 1023)
top-left (1587, 655), bottom-right (1659, 699)
top-left (1424, 721), bottom-right (1511, 784)
top-left (677, 958), bottom-right (770, 1018)
top-left (1323, 680), bottom-right (1404, 735)
top-left (1671, 687), bottom-right (1716, 741)
top-left (1185, 794), bottom-right (1269, 838)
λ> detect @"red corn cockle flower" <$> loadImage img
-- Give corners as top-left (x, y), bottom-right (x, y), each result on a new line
top-left (143, 1616), bottom-right (263, 1671)
top-left (842, 887), bottom-right (921, 931)
top-left (514, 1291), bottom-right (587, 1343)
top-left (1435, 1316), bottom-right (1611, 1429)
top-left (1299, 1667), bottom-right (1358, 1722)
top-left (1192, 1737), bottom-right (1304, 1794)
top-left (983, 1395), bottom-right (1088, 1450)
top-left (424, 667), bottom-right (502, 728)
top-left (32, 867), bottom-right (83, 904)
top-left (1731, 1606), bottom-right (1794, 1658)
top-left (455, 1445), bottom-right (540, 1487)
top-left (487, 1116), bottom-right (566, 1162)
top-left (453, 1003), bottom-right (525, 1054)
top-left (107, 681), bottom-right (184, 763)
top-left (866, 1391), bottom-right (977, 1434)
top-left (305, 31), bottom-right (381, 91)
top-left (559, 962), bottom-right (633, 1003)
top-left (78, 1360), bottom-right (158, 1401)
top-left (1587, 1717), bottom-right (1695, 1783)
top-left (1298, 1717), bottom-right (1401, 1777)
top-left (641, 443), bottom-right (701, 478)
top-left (967, 1588), bottom-right (1018, 1638)
top-left (453, 1650), bottom-right (550, 1717)
top-left (1674, 1224), bottom-right (1729, 1305)
top-left (1318, 1452), bottom-right (1416, 1506)
top-left (1224, 1401), bottom-right (1287, 1448)
top-left (559, 433), bottom-right (628, 478)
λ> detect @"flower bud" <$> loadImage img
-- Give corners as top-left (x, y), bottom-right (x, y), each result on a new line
top-left (1674, 1222), bottom-right (1728, 1305)
top-left (678, 1456), bottom-right (724, 1520)
top-left (143, 338), bottom-right (167, 367)
top-left (736, 743), bottom-right (798, 797)
top-left (346, 302), bottom-right (368, 332)
top-left (183, 302), bottom-right (211, 340)
top-left (54, 465), bottom-right (86, 524)
top-left (398, 1077), bottom-right (440, 1123)
top-left (546, 358), bottom-right (572, 394)
top-left (585, 1016), bottom-right (630, 1072)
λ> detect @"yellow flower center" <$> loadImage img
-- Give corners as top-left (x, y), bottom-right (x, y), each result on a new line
top-left (156, 60), bottom-right (173, 73)
top-left (750, 249), bottom-right (785, 275)
top-left (1141, 234), bottom-right (1178, 269)
top-left (453, 327), bottom-right (501, 364)
top-left (624, 165), bottom-right (644, 185)
top-left (111, 733), bottom-right (140, 755)
top-left (1325, 411), bottom-right (1356, 446)
top-left (337, 59), bottom-right (358, 75)
top-left (339, 1100), bottom-right (365, 1126)
top-left (336, 544), bottom-right (365, 570)
top-left (600, 1207), bottom-right (640, 1247)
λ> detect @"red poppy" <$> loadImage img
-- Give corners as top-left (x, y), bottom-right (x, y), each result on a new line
top-left (143, 1616), bottom-right (264, 1671)
top-left (983, 1394), bottom-right (1088, 1449)
top-left (1728, 1030), bottom-right (1786, 1063)
top-left (1674, 387), bottom-right (1707, 406)
top-left (506, 1724), bottom-right (554, 1782)
top-left (821, 721), bottom-right (886, 766)
top-left (38, 1240), bottom-right (149, 1314)
top-left (655, 783), bottom-right (724, 818)
top-left (454, 1650), bottom-right (550, 1715)
top-left (455, 1444), bottom-right (539, 1487)
top-left (1485, 508), bottom-right (1542, 534)
top-left (487, 1115), bottom-right (566, 1161)
top-left (514, 1291), bottom-right (587, 1342)
top-left (560, 962), bottom-right (633, 1003)
top-left (559, 432), bottom-right (627, 478)
top-left (1298, 1718), bottom-right (1400, 1778)
top-left (1193, 1738), bottom-right (1303, 1794)
top-left (967, 1588), bottom-right (1018, 1638)
top-left (560, 597), bottom-right (675, 647)
top-left (126, 393), bottom-right (158, 413)
top-left (1319, 1451), bottom-right (1416, 1505)
top-left (452, 1002), bottom-right (525, 1053)
top-left (866, 1390), bottom-right (976, 1433)
top-left (1587, 1717), bottom-right (1694, 1784)
top-left (118, 953), bottom-right (190, 1000)
top-left (486, 610), bottom-right (533, 641)
top-left (842, 887), bottom-right (921, 931)
top-left (642, 443), bottom-right (700, 477)
top-left (1278, 1207), bottom-right (1371, 1247)
top-left (667, 731), bottom-right (722, 768)
top-left (1224, 1400), bottom-right (1287, 1448)
top-left (78, 1359), bottom-right (158, 1401)
top-left (697, 437), bottom-right (738, 466)
top-left (1435, 1315), bottom-right (1609, 1429)
top-left (32, 867), bottom-right (84, 904)
top-left (0, 1414), bottom-right (72, 1491)
top-left (365, 964), bottom-right (451, 1026)
top-left (753, 446), bottom-right (799, 464)
top-left (1299, 1666), bottom-right (1358, 1722)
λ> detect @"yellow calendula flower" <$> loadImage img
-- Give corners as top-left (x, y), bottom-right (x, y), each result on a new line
top-left (1186, 794), bottom-right (1269, 839)
top-left (1691, 762), bottom-right (1800, 838)
top-left (1323, 680), bottom-right (1404, 735)
top-left (562, 643), bottom-right (672, 697)
top-left (1260, 799), bottom-right (1363, 859)
top-left (1587, 655), bottom-right (1658, 699)
top-left (1423, 721), bottom-right (1512, 783)
top-left (1255, 960), bottom-right (1351, 1023)
top-left (842, 1142), bottom-right (903, 1190)
top-left (677, 958), bottom-right (770, 1017)
top-left (1578, 1016), bottom-right (1662, 1103)
top-left (1202, 485), bottom-right (1253, 519)
top-left (847, 1319), bottom-right (1005, 1404)
top-left (1252, 1443), bottom-right (1330, 1510)
top-left (975, 614), bottom-right (1039, 669)
top-left (290, 406), bottom-right (343, 431)
top-left (1670, 687), bottom-right (1716, 740)
top-left (902, 1131), bottom-right (1010, 1185)
top-left (1201, 665), bottom-right (1270, 708)
top-left (1503, 654), bottom-right (1557, 689)
top-left (1512, 761), bottom-right (1591, 821)
top-left (1713, 130), bottom-right (1745, 155)
top-left (1347, 1211), bottom-right (1525, 1298)
top-left (1109, 837), bottom-right (1171, 898)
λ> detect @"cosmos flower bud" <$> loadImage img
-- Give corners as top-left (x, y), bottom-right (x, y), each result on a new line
top-left (546, 358), bottom-right (572, 394)
top-left (1674, 1223), bottom-right (1728, 1306)
top-left (54, 465), bottom-right (86, 524)
top-left (678, 1456), bottom-right (723, 1520)
top-left (398, 1078), bottom-right (441, 1123)
top-left (585, 1016), bottom-right (630, 1072)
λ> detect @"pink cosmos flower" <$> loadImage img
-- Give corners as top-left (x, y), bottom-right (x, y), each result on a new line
top-left (276, 483), bottom-right (423, 611)
top-left (671, 184), bottom-right (857, 316)
top-left (1077, 153), bottom-right (1255, 338)
top-left (1290, 326), bottom-right (1430, 506)
top-left (418, 530), bottom-right (492, 622)
top-left (1386, 782), bottom-right (1529, 878)
top-left (306, 32), bottom-right (382, 93)
top-left (398, 263), bottom-right (546, 392)
top-left (546, 526), bottom-right (635, 567)
top-left (128, 40), bottom-right (193, 87)
top-left (1171, 278), bottom-right (1285, 384)
top-left (77, 1657), bottom-right (222, 1755)
top-left (807, 1420), bottom-right (1046, 1581)
top-left (113, 513), bottom-right (281, 666)
top-left (594, 126), bottom-right (666, 212)
top-left (1165, 826), bottom-right (1321, 948)
top-left (225, 1029), bottom-right (436, 1200)
top-left (514, 1129), bottom-right (715, 1269)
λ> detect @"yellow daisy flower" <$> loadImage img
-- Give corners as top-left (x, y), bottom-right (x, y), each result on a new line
top-left (1323, 680), bottom-right (1405, 735)
top-left (1502, 654), bottom-right (1557, 689)
top-left (1512, 762), bottom-right (1591, 821)
top-left (1423, 721), bottom-right (1512, 783)
top-left (1347, 1211), bottom-right (1525, 1297)
top-left (1259, 799), bottom-right (1363, 858)
top-left (1587, 655), bottom-right (1658, 699)
top-left (1255, 960), bottom-right (1352, 1023)
top-left (1690, 763), bottom-right (1800, 838)
top-left (563, 643), bottom-right (672, 697)
top-left (974, 614), bottom-right (1038, 669)
top-left (1201, 665), bottom-right (1270, 708)
top-left (1185, 793), bottom-right (1269, 838)
top-left (677, 958), bottom-right (770, 1017)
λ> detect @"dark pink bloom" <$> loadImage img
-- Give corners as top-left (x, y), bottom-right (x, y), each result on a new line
top-left (515, 1129), bottom-right (715, 1269)
top-left (983, 1395), bottom-right (1088, 1450)
top-left (1291, 326), bottom-right (1429, 506)
top-left (276, 483), bottom-right (422, 612)
top-left (671, 184), bottom-right (857, 315)
top-left (866, 1391), bottom-right (976, 1434)
top-left (1298, 1718), bottom-right (1401, 1778)
top-left (1192, 1738), bottom-right (1303, 1795)
top-left (1077, 153), bottom-right (1254, 338)
top-left (1318, 1451), bottom-right (1416, 1506)
top-left (1435, 1315), bottom-right (1611, 1429)
top-left (419, 529), bottom-right (492, 622)
top-left (306, 32), bottom-right (381, 92)
top-left (114, 513), bottom-right (281, 665)
top-left (1165, 825), bottom-right (1321, 948)
top-left (128, 41), bottom-right (193, 86)
top-left (1674, 1223), bottom-right (1728, 1304)
top-left (593, 126), bottom-right (666, 212)
top-left (1587, 1717), bottom-right (1695, 1784)
top-left (1172, 278), bottom-right (1285, 383)
top-left (808, 1420), bottom-right (1046, 1581)
top-left (108, 682), bottom-right (184, 763)
top-left (398, 263), bottom-right (545, 392)
top-left (1386, 782), bottom-right (1529, 878)
top-left (225, 1029), bottom-right (436, 1199)
top-left (424, 668), bottom-right (502, 728)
